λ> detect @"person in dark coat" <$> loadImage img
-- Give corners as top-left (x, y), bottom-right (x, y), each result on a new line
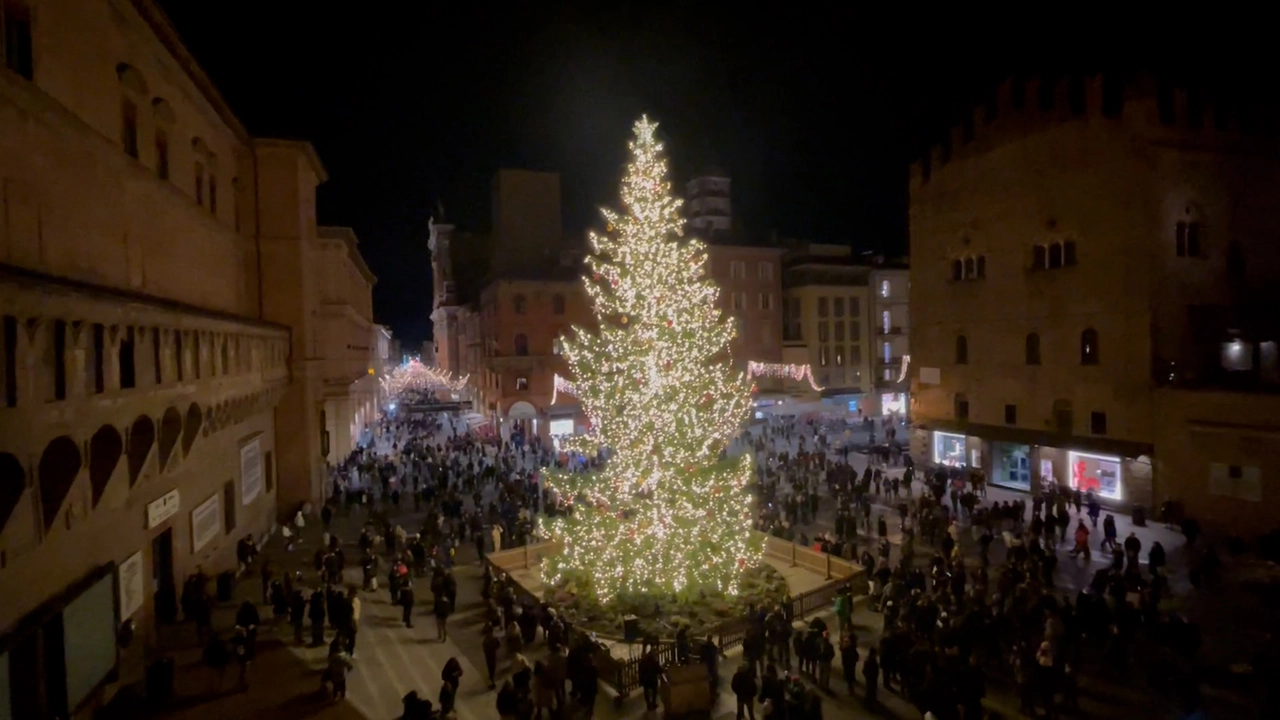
top-left (840, 632), bottom-right (859, 695)
top-left (862, 647), bottom-right (880, 706)
top-left (731, 664), bottom-right (758, 720)
top-left (289, 588), bottom-right (306, 644)
top-left (308, 590), bottom-right (326, 646)
top-left (433, 591), bottom-right (452, 641)
top-left (639, 650), bottom-right (662, 711)
top-left (579, 655), bottom-right (599, 719)
top-left (400, 584), bottom-right (415, 628)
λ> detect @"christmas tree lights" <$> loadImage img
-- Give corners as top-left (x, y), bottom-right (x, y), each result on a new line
top-left (542, 116), bottom-right (761, 602)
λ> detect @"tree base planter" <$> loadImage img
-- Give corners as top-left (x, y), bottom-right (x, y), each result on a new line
top-left (487, 531), bottom-right (866, 704)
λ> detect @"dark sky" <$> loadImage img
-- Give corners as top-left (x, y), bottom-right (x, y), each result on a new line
top-left (158, 6), bottom-right (982, 344)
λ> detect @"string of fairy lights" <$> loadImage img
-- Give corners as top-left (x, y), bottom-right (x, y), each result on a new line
top-left (540, 116), bottom-right (762, 601)
top-left (380, 359), bottom-right (469, 397)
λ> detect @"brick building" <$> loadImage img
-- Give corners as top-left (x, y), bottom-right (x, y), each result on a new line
top-left (909, 72), bottom-right (1280, 533)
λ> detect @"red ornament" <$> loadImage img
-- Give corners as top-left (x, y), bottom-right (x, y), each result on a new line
top-left (737, 557), bottom-right (747, 569)
top-left (665, 319), bottom-right (673, 328)
top-left (611, 278), bottom-right (619, 288)
top-left (702, 392), bottom-right (713, 404)
top-left (593, 272), bottom-right (601, 281)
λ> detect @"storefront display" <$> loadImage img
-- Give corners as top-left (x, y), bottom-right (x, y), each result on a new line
top-left (994, 443), bottom-right (1032, 490)
top-left (1069, 451), bottom-right (1123, 500)
top-left (932, 431), bottom-right (967, 467)
top-left (880, 393), bottom-right (906, 415)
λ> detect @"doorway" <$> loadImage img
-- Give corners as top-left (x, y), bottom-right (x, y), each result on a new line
top-left (152, 529), bottom-right (176, 624)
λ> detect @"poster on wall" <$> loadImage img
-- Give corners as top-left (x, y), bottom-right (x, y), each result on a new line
top-left (191, 493), bottom-right (221, 552)
top-left (240, 438), bottom-right (263, 506)
top-left (118, 551), bottom-right (145, 621)
top-left (1040, 459), bottom-right (1054, 484)
top-left (1070, 451), bottom-right (1123, 500)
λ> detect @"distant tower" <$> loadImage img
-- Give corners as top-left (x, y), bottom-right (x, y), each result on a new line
top-left (686, 166), bottom-right (732, 236)
top-left (428, 211), bottom-right (457, 310)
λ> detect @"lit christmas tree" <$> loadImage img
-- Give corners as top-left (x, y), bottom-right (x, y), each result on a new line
top-left (543, 117), bottom-right (761, 602)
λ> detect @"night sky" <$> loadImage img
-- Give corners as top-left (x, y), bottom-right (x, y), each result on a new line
top-left (159, 6), bottom-right (991, 345)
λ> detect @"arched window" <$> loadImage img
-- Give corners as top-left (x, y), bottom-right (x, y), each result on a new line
top-left (1025, 332), bottom-right (1041, 365)
top-left (513, 294), bottom-right (527, 315)
top-left (963, 257), bottom-right (976, 279)
top-left (514, 333), bottom-right (529, 356)
top-left (955, 335), bottom-right (969, 365)
top-left (1080, 328), bottom-right (1099, 365)
top-left (552, 337), bottom-right (564, 355)
top-left (552, 294), bottom-right (566, 315)
top-left (116, 63), bottom-right (148, 159)
top-left (951, 259), bottom-right (963, 281)
top-left (1048, 242), bottom-right (1064, 269)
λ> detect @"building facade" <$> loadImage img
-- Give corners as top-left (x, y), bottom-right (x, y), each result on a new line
top-left (706, 244), bottom-right (785, 379)
top-left (0, 2), bottom-right (374, 715)
top-left (909, 72), bottom-right (1280, 532)
top-left (687, 170), bottom-right (732, 235)
top-left (871, 266), bottom-right (910, 417)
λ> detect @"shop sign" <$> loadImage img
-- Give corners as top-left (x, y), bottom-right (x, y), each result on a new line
top-left (146, 489), bottom-right (180, 529)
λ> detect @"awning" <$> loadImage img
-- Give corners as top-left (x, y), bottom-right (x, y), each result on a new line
top-left (916, 419), bottom-right (1154, 459)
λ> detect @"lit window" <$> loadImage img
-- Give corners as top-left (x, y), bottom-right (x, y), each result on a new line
top-left (552, 337), bottom-right (564, 355)
top-left (516, 377), bottom-right (529, 390)
top-left (883, 342), bottom-right (891, 362)
top-left (882, 310), bottom-right (890, 333)
top-left (880, 280), bottom-right (890, 298)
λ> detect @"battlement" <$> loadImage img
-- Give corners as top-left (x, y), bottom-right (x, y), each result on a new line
top-left (909, 72), bottom-right (1280, 190)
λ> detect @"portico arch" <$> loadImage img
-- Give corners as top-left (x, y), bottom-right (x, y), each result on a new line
top-left (0, 452), bottom-right (24, 535)
top-left (38, 435), bottom-right (82, 532)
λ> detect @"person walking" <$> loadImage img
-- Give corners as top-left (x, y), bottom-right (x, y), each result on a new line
top-left (732, 664), bottom-right (758, 720)
top-left (482, 624), bottom-right (502, 689)
top-left (308, 589), bottom-right (326, 646)
top-left (433, 590), bottom-right (452, 642)
top-left (400, 582), bottom-right (415, 629)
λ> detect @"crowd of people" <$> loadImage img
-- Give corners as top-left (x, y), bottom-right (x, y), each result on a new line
top-left (175, 404), bottom-right (1207, 719)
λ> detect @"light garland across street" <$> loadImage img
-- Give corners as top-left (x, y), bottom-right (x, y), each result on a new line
top-left (746, 361), bottom-right (824, 392)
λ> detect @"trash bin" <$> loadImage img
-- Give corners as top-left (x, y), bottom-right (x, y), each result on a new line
top-left (1131, 504), bottom-right (1147, 527)
top-left (147, 657), bottom-right (175, 703)
top-left (217, 570), bottom-right (235, 602)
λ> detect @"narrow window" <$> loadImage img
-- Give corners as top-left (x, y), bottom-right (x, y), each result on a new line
top-left (192, 333), bottom-right (201, 379)
top-left (223, 480), bottom-right (236, 532)
top-left (514, 333), bottom-right (528, 356)
top-left (121, 98), bottom-right (139, 158)
top-left (1026, 333), bottom-right (1041, 365)
top-left (954, 394), bottom-right (969, 420)
top-left (976, 255), bottom-right (986, 278)
top-left (152, 328), bottom-right (162, 385)
top-left (951, 259), bottom-right (963, 281)
top-left (155, 128), bottom-right (170, 180)
top-left (1176, 221), bottom-right (1187, 256)
top-left (119, 327), bottom-right (136, 389)
top-left (1090, 411), bottom-right (1108, 435)
top-left (194, 163), bottom-right (204, 206)
top-left (92, 323), bottom-right (105, 394)
top-left (956, 335), bottom-right (968, 365)
top-left (53, 319), bottom-right (67, 400)
top-left (1068, 75), bottom-right (1086, 115)
top-left (1081, 328), bottom-right (1099, 365)
top-left (1157, 80), bottom-right (1176, 126)
top-left (1048, 243), bottom-right (1063, 269)
top-left (3, 315), bottom-right (17, 407)
top-left (1033, 244), bottom-right (1047, 269)
top-left (516, 376), bottom-right (529, 391)
top-left (1186, 222), bottom-right (1201, 257)
top-left (1005, 404), bottom-right (1017, 425)
top-left (175, 332), bottom-right (184, 381)
top-left (1101, 74), bottom-right (1124, 118)
top-left (264, 451), bottom-right (274, 493)
top-left (220, 339), bottom-right (229, 374)
top-left (1063, 241), bottom-right (1077, 266)
top-left (1038, 76), bottom-right (1057, 111)
top-left (209, 175), bottom-right (218, 214)
top-left (3, 0), bottom-right (35, 80)
top-left (964, 257), bottom-right (976, 279)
